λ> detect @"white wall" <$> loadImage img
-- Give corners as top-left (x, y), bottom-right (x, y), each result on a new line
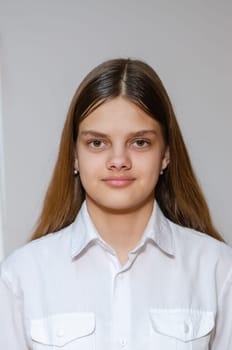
top-left (0, 0), bottom-right (231, 256)
top-left (0, 61), bottom-right (5, 260)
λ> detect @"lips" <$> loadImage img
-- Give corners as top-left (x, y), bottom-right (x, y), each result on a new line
top-left (102, 177), bottom-right (135, 187)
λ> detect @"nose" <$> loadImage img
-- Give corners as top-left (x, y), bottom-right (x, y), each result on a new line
top-left (106, 147), bottom-right (132, 171)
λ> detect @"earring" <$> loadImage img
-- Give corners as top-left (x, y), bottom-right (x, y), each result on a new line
top-left (73, 169), bottom-right (79, 176)
top-left (160, 170), bottom-right (164, 175)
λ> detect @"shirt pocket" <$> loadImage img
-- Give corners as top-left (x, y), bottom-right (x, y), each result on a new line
top-left (149, 309), bottom-right (214, 350)
top-left (30, 312), bottom-right (95, 349)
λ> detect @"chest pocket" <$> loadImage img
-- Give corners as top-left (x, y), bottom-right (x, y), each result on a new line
top-left (30, 312), bottom-right (95, 349)
top-left (149, 309), bottom-right (214, 350)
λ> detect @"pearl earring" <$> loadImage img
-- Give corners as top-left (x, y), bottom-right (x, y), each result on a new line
top-left (73, 169), bottom-right (79, 176)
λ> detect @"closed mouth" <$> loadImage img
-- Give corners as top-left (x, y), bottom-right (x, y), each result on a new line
top-left (102, 177), bottom-right (135, 187)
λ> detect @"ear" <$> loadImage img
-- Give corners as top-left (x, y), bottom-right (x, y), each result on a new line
top-left (74, 158), bottom-right (79, 171)
top-left (161, 146), bottom-right (170, 171)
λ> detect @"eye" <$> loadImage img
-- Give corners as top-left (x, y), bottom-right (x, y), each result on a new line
top-left (133, 139), bottom-right (150, 148)
top-left (88, 139), bottom-right (106, 149)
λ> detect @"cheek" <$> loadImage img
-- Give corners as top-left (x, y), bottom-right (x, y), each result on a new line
top-left (78, 156), bottom-right (102, 180)
top-left (134, 152), bottom-right (163, 171)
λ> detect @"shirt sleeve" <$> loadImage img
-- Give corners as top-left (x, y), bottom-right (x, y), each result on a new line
top-left (0, 276), bottom-right (29, 349)
top-left (210, 268), bottom-right (232, 350)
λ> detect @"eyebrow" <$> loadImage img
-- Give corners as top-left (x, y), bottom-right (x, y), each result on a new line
top-left (79, 129), bottom-right (157, 137)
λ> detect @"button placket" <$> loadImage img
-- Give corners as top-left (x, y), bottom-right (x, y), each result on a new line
top-left (112, 270), bottom-right (131, 350)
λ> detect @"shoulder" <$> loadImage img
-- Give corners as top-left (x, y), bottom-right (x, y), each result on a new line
top-left (2, 224), bottom-right (72, 265)
top-left (169, 220), bottom-right (232, 282)
top-left (171, 220), bottom-right (232, 255)
top-left (170, 219), bottom-right (232, 256)
top-left (0, 224), bottom-right (73, 294)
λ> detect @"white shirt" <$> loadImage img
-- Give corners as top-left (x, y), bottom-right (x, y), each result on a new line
top-left (0, 201), bottom-right (232, 350)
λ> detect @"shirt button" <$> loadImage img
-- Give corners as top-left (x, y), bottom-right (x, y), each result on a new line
top-left (183, 322), bottom-right (189, 333)
top-left (56, 329), bottom-right (65, 337)
top-left (118, 273), bottom-right (124, 279)
top-left (120, 338), bottom-right (127, 347)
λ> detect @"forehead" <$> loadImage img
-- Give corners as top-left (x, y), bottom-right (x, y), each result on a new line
top-left (78, 97), bottom-right (162, 134)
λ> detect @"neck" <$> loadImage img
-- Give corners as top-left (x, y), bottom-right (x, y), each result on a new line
top-left (86, 199), bottom-right (154, 263)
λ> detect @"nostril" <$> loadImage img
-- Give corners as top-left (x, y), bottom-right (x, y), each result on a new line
top-left (106, 157), bottom-right (132, 170)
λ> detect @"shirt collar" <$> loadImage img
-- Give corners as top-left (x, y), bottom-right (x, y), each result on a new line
top-left (71, 201), bottom-right (100, 258)
top-left (71, 201), bottom-right (175, 258)
top-left (132, 201), bottom-right (175, 256)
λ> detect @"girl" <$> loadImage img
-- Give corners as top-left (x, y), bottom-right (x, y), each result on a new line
top-left (0, 58), bottom-right (231, 349)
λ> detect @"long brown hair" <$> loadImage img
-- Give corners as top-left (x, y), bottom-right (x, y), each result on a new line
top-left (31, 58), bottom-right (224, 241)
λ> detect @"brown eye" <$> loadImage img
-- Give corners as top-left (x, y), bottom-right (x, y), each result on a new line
top-left (134, 139), bottom-right (150, 148)
top-left (88, 139), bottom-right (106, 149)
top-left (92, 140), bottom-right (103, 147)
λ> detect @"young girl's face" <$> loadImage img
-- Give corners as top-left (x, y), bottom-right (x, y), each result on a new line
top-left (76, 97), bottom-right (169, 213)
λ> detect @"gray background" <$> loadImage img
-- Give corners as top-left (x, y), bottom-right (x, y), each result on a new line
top-left (0, 0), bottom-right (231, 258)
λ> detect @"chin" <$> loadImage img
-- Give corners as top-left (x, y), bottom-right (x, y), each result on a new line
top-left (88, 196), bottom-right (154, 215)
